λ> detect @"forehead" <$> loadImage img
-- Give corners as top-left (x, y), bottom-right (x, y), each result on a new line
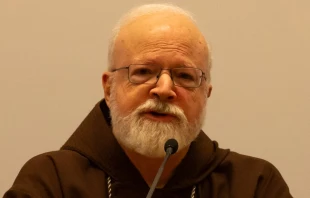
top-left (113, 13), bottom-right (209, 70)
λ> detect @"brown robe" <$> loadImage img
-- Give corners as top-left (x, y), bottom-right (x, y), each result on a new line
top-left (4, 99), bottom-right (293, 198)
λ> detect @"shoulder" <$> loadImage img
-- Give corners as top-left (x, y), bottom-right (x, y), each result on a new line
top-left (19, 149), bottom-right (102, 183)
top-left (19, 150), bottom-right (90, 172)
top-left (218, 151), bottom-right (292, 197)
top-left (218, 151), bottom-right (284, 181)
top-left (220, 152), bottom-right (288, 181)
top-left (6, 150), bottom-right (108, 197)
top-left (222, 151), bottom-right (276, 171)
top-left (4, 151), bottom-right (67, 197)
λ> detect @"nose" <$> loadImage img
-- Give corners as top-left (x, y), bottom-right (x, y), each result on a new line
top-left (149, 72), bottom-right (177, 101)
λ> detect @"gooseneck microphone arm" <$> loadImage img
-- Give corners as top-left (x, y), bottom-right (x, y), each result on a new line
top-left (146, 139), bottom-right (179, 198)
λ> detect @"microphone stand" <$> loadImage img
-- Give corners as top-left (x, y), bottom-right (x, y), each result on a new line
top-left (146, 139), bottom-right (178, 198)
top-left (145, 147), bottom-right (173, 198)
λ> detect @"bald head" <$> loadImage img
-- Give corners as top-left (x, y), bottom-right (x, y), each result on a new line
top-left (108, 4), bottom-right (211, 80)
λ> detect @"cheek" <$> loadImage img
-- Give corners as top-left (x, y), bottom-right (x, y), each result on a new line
top-left (114, 83), bottom-right (150, 115)
top-left (176, 88), bottom-right (206, 123)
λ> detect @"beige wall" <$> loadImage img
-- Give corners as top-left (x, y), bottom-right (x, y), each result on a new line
top-left (1, 0), bottom-right (309, 197)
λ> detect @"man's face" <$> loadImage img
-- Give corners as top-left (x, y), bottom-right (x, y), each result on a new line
top-left (103, 13), bottom-right (212, 157)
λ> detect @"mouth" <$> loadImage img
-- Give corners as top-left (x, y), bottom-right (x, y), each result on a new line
top-left (141, 110), bottom-right (177, 122)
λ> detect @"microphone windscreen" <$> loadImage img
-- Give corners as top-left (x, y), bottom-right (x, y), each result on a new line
top-left (164, 139), bottom-right (179, 154)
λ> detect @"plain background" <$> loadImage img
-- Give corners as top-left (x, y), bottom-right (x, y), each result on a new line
top-left (0, 0), bottom-right (309, 197)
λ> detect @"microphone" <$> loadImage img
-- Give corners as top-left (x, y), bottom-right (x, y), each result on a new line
top-left (146, 139), bottom-right (179, 198)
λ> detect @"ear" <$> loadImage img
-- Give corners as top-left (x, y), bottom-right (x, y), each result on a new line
top-left (207, 84), bottom-right (212, 98)
top-left (102, 72), bottom-right (112, 108)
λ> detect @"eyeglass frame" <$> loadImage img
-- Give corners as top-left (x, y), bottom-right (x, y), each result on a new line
top-left (111, 64), bottom-right (207, 88)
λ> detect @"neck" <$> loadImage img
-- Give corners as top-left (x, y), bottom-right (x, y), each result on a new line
top-left (122, 146), bottom-right (189, 188)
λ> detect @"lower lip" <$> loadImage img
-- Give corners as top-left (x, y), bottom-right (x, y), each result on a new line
top-left (142, 113), bottom-right (177, 122)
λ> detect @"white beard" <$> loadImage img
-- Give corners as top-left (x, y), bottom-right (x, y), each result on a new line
top-left (109, 85), bottom-right (207, 158)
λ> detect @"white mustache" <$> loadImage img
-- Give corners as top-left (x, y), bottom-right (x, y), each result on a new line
top-left (135, 99), bottom-right (187, 121)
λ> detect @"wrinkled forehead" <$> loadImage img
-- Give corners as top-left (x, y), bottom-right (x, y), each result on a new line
top-left (113, 13), bottom-right (209, 70)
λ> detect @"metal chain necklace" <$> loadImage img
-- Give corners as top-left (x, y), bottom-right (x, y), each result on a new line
top-left (107, 176), bottom-right (196, 198)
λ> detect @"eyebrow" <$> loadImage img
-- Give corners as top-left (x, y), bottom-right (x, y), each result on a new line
top-left (132, 61), bottom-right (197, 69)
top-left (132, 55), bottom-right (197, 67)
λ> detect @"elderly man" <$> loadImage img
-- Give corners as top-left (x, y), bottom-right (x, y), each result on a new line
top-left (4, 4), bottom-right (292, 198)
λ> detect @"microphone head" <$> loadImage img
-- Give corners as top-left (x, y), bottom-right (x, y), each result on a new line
top-left (164, 139), bottom-right (179, 154)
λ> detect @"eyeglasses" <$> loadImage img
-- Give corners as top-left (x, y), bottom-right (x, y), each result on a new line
top-left (111, 64), bottom-right (206, 88)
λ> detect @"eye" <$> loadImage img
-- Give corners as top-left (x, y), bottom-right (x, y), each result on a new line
top-left (176, 72), bottom-right (195, 80)
top-left (130, 65), bottom-right (156, 76)
top-left (135, 68), bottom-right (153, 75)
